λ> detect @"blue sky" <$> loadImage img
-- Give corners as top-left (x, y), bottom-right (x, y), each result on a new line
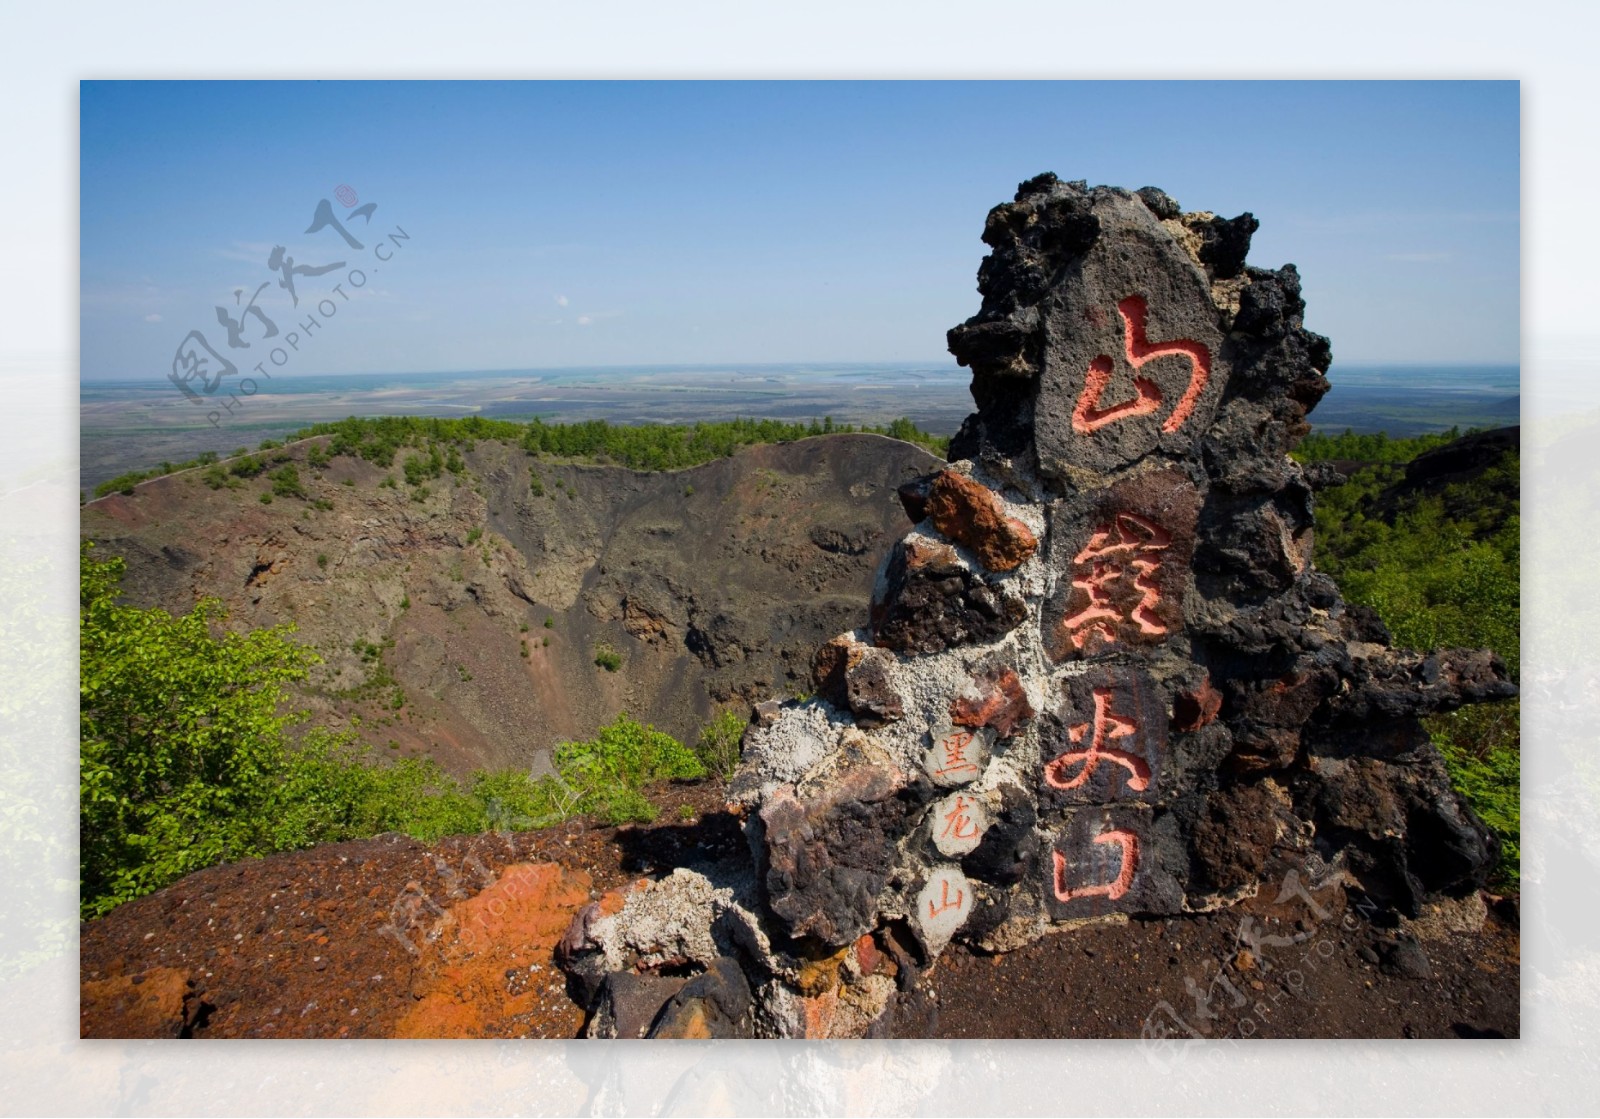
top-left (80, 81), bottom-right (1519, 380)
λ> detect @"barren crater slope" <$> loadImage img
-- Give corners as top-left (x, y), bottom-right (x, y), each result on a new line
top-left (82, 432), bottom-right (942, 774)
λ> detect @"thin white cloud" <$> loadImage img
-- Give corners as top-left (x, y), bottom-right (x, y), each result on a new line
top-left (1385, 251), bottom-right (1453, 263)
top-left (577, 314), bottom-right (592, 326)
top-left (576, 310), bottom-right (622, 327)
top-left (555, 294), bottom-right (569, 307)
top-left (143, 313), bottom-right (162, 323)
top-left (213, 241), bottom-right (279, 264)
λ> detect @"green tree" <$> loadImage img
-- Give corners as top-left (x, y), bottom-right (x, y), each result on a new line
top-left (79, 541), bottom-right (318, 917)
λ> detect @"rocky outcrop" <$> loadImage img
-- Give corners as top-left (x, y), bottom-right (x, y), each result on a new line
top-left (558, 176), bottom-right (1516, 1037)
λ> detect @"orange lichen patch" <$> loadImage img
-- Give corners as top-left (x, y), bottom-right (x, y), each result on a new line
top-left (650, 1000), bottom-right (714, 1039)
top-left (796, 945), bottom-right (852, 996)
top-left (394, 862), bottom-right (595, 1039)
top-left (80, 966), bottom-right (191, 1038)
top-left (924, 471), bottom-right (1038, 572)
top-left (798, 984), bottom-right (843, 1038)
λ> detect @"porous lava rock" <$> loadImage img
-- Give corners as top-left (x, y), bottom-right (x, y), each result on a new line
top-left (922, 470), bottom-right (1039, 572)
top-left (558, 176), bottom-right (1516, 1037)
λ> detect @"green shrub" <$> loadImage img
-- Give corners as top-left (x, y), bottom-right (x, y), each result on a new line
top-left (594, 643), bottom-right (622, 672)
top-left (80, 542), bottom-right (319, 918)
top-left (81, 547), bottom-right (706, 917)
top-left (550, 714), bottom-right (704, 825)
top-left (694, 707), bottom-right (747, 781)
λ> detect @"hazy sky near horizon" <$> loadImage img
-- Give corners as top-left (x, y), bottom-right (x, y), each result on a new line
top-left (80, 81), bottom-right (1518, 381)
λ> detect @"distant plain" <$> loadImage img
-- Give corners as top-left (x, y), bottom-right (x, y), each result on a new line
top-left (79, 362), bottom-right (1518, 497)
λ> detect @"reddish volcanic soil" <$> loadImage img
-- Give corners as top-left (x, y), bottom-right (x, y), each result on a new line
top-left (79, 779), bottom-right (1518, 1040)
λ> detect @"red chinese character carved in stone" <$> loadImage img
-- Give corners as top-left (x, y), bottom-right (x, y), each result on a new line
top-left (938, 794), bottom-right (981, 842)
top-left (1052, 827), bottom-right (1140, 902)
top-left (1044, 687), bottom-right (1151, 793)
top-left (1059, 511), bottom-right (1171, 652)
top-left (927, 877), bottom-right (965, 918)
top-left (933, 728), bottom-right (981, 781)
top-left (1072, 294), bottom-right (1211, 436)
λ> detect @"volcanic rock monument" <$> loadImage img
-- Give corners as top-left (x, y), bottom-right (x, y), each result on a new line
top-left (557, 176), bottom-right (1516, 1038)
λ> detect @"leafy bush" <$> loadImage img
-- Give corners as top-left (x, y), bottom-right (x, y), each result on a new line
top-left (80, 542), bottom-right (319, 917)
top-left (550, 714), bottom-right (704, 824)
top-left (269, 464), bottom-right (306, 499)
top-left (594, 643), bottom-right (623, 672)
top-left (81, 546), bottom-right (721, 916)
top-left (694, 707), bottom-right (747, 781)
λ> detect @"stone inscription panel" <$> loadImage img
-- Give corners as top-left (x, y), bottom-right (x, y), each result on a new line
top-left (1042, 469), bottom-right (1200, 662)
top-left (1038, 665), bottom-right (1168, 806)
top-left (1034, 196), bottom-right (1228, 477)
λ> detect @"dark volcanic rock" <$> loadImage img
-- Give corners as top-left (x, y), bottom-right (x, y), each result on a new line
top-left (812, 633), bottom-right (905, 726)
top-left (646, 957), bottom-right (755, 1039)
top-left (1040, 467), bottom-right (1202, 661)
top-left (871, 537), bottom-right (1027, 654)
top-left (759, 763), bottom-right (921, 947)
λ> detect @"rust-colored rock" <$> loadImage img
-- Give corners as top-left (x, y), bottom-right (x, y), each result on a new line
top-left (950, 665), bottom-right (1035, 739)
top-left (812, 634), bottom-right (904, 725)
top-left (812, 633), bottom-right (865, 706)
top-left (924, 470), bottom-right (1037, 572)
top-left (1172, 676), bottom-right (1223, 731)
top-left (79, 966), bottom-right (193, 1039)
